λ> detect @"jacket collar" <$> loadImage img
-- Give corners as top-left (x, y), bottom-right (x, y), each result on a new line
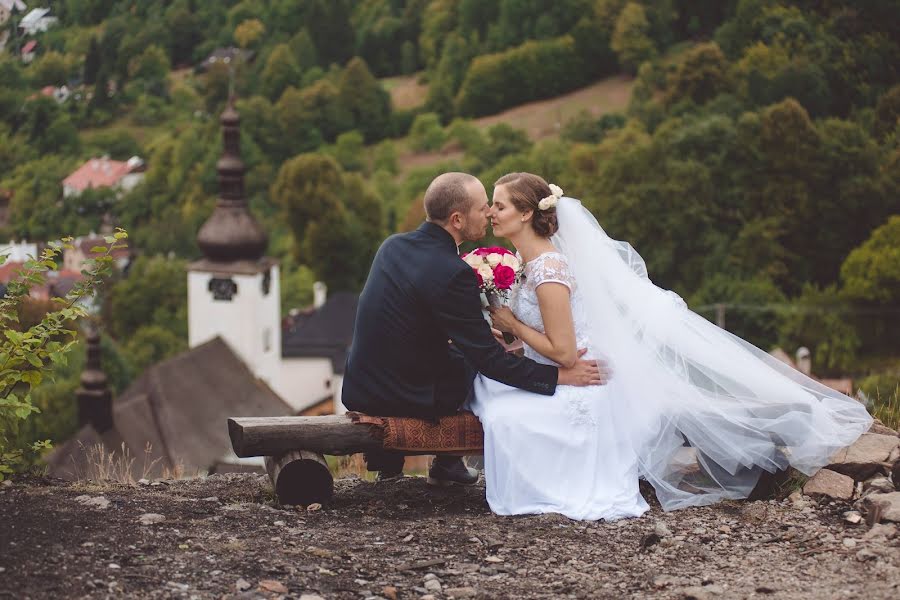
top-left (418, 221), bottom-right (459, 254)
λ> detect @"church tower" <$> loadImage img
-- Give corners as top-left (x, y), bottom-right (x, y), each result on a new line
top-left (187, 97), bottom-right (281, 388)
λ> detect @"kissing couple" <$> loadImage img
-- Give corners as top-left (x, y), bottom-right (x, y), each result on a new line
top-left (342, 172), bottom-right (872, 520)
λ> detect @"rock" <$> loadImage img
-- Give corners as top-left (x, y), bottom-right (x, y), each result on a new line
top-left (654, 521), bottom-right (672, 537)
top-left (484, 556), bottom-right (503, 563)
top-left (424, 578), bottom-right (442, 593)
top-left (445, 587), bottom-right (477, 598)
top-left (423, 573), bottom-right (438, 582)
top-left (382, 586), bottom-right (398, 600)
top-left (420, 596), bottom-right (437, 600)
top-left (842, 538), bottom-right (857, 549)
top-left (299, 595), bottom-right (326, 600)
top-left (258, 580), bottom-right (288, 594)
top-left (74, 495), bottom-right (110, 509)
top-left (307, 503), bottom-right (322, 512)
top-left (862, 491), bottom-right (900, 523)
top-left (803, 469), bottom-right (854, 500)
top-left (828, 434), bottom-right (899, 480)
top-left (138, 479), bottom-right (150, 485)
top-left (868, 419), bottom-right (898, 436)
top-left (235, 578), bottom-right (251, 591)
top-left (108, 563), bottom-right (120, 569)
top-left (863, 523), bottom-right (897, 541)
top-left (681, 585), bottom-right (723, 599)
top-left (137, 513), bottom-right (165, 525)
top-left (842, 510), bottom-right (863, 524)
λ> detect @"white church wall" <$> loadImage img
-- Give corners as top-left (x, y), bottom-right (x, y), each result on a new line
top-left (277, 357), bottom-right (333, 413)
top-left (188, 265), bottom-right (282, 390)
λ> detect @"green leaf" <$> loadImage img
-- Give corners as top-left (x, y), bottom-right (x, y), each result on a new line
top-left (90, 246), bottom-right (107, 254)
top-left (25, 354), bottom-right (42, 368)
top-left (4, 331), bottom-right (22, 344)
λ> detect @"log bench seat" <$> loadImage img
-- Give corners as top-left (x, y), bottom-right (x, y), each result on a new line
top-left (227, 411), bottom-right (484, 505)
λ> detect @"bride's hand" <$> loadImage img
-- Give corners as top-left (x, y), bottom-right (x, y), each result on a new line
top-left (488, 306), bottom-right (517, 333)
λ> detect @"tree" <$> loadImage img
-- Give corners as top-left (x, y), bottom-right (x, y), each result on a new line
top-left (124, 326), bottom-right (186, 374)
top-left (106, 255), bottom-right (188, 341)
top-left (83, 36), bottom-right (102, 85)
top-left (874, 85), bottom-right (900, 139)
top-left (338, 57), bottom-right (391, 142)
top-left (0, 230), bottom-right (127, 478)
top-left (260, 44), bottom-right (303, 101)
top-left (409, 112), bottom-right (446, 151)
top-left (128, 45), bottom-right (170, 88)
top-left (666, 42), bottom-right (730, 105)
top-left (288, 29), bottom-right (318, 70)
top-left (29, 51), bottom-right (70, 88)
top-left (234, 18), bottom-right (265, 49)
top-left (611, 3), bottom-right (657, 74)
top-left (840, 216), bottom-right (900, 306)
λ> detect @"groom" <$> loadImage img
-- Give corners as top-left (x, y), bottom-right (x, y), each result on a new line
top-left (342, 172), bottom-right (608, 484)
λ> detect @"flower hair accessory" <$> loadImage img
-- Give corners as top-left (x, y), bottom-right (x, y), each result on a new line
top-left (538, 183), bottom-right (563, 211)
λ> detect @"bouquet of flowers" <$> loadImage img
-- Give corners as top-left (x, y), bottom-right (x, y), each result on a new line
top-left (461, 246), bottom-right (523, 343)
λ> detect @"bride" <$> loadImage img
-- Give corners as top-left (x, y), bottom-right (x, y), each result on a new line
top-left (467, 172), bottom-right (873, 520)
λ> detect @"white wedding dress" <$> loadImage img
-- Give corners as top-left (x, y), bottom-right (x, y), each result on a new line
top-left (468, 198), bottom-right (873, 520)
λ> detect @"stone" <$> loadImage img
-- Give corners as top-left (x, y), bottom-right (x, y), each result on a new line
top-left (75, 495), bottom-right (110, 509)
top-left (868, 420), bottom-right (898, 436)
top-left (842, 510), bottom-right (863, 524)
top-left (445, 587), bottom-right (477, 598)
top-left (382, 586), bottom-right (398, 600)
top-left (235, 578), bottom-right (251, 592)
top-left (258, 580), bottom-right (288, 594)
top-left (828, 434), bottom-right (899, 480)
top-left (893, 460), bottom-right (900, 491)
top-left (863, 491), bottom-right (900, 523)
top-left (138, 513), bottom-right (165, 525)
top-left (424, 579), bottom-right (442, 593)
top-left (803, 469), bottom-right (854, 500)
top-left (299, 595), bottom-right (326, 600)
top-left (681, 585), bottom-right (723, 599)
top-left (654, 521), bottom-right (672, 537)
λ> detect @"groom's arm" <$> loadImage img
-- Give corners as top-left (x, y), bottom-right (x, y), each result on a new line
top-left (433, 269), bottom-right (558, 396)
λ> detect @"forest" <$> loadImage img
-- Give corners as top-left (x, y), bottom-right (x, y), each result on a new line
top-left (0, 0), bottom-right (898, 456)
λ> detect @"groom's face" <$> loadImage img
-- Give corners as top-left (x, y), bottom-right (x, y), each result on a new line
top-left (459, 181), bottom-right (490, 242)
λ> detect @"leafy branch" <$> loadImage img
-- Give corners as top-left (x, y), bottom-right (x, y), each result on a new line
top-left (0, 228), bottom-right (127, 479)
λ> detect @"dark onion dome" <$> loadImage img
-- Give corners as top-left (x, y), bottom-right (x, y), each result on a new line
top-left (196, 98), bottom-right (268, 263)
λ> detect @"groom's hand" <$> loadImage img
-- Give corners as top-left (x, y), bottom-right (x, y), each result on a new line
top-left (557, 348), bottom-right (610, 386)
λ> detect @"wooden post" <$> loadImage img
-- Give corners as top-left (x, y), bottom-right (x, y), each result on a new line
top-left (265, 450), bottom-right (333, 506)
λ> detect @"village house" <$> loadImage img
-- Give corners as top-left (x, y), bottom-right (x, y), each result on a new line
top-left (62, 156), bottom-right (145, 199)
top-left (20, 38), bottom-right (35, 63)
top-left (18, 6), bottom-right (55, 35)
top-left (62, 233), bottom-right (132, 272)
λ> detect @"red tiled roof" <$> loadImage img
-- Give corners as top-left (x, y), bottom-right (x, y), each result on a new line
top-left (63, 158), bottom-right (134, 193)
top-left (21, 40), bottom-right (36, 54)
top-left (0, 260), bottom-right (24, 284)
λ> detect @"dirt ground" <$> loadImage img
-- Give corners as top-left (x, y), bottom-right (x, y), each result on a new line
top-left (1, 473), bottom-right (898, 599)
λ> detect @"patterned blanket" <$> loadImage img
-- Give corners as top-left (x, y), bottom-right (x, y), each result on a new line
top-left (348, 411), bottom-right (484, 453)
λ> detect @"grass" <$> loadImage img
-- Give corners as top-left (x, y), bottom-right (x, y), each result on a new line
top-left (871, 386), bottom-right (900, 431)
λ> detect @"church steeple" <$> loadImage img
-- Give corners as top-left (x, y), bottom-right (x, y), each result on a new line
top-left (196, 96), bottom-right (268, 264)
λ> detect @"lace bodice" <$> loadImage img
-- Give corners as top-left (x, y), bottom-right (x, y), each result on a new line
top-left (510, 252), bottom-right (592, 367)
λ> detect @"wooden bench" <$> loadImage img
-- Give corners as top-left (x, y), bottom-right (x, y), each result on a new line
top-left (227, 413), bottom-right (484, 505)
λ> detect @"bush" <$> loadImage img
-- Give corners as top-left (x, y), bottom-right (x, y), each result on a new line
top-left (455, 36), bottom-right (588, 118)
top-left (408, 112), bottom-right (447, 152)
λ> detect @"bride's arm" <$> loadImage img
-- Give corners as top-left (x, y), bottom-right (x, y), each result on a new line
top-left (491, 282), bottom-right (577, 368)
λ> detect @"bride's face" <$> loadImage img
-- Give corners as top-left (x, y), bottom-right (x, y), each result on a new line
top-left (490, 185), bottom-right (529, 238)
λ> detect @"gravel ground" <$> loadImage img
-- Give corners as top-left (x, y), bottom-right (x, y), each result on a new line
top-left (1, 474), bottom-right (898, 599)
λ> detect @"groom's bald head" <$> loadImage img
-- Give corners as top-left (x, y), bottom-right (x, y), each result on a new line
top-left (424, 172), bottom-right (482, 224)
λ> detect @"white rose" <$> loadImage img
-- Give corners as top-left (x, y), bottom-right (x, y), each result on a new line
top-left (549, 183), bottom-right (563, 198)
top-left (476, 264), bottom-right (494, 282)
top-left (500, 254), bottom-right (519, 269)
top-left (485, 252), bottom-right (503, 267)
top-left (462, 253), bottom-right (482, 267)
top-left (538, 195), bottom-right (558, 210)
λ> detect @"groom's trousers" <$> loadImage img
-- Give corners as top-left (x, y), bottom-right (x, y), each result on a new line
top-left (363, 346), bottom-right (475, 473)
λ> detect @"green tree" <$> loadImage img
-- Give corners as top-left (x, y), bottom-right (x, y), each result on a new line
top-left (409, 112), bottom-right (447, 151)
top-left (840, 216), bottom-right (900, 306)
top-left (123, 325), bottom-right (187, 374)
top-left (234, 18), bottom-right (265, 49)
top-left (29, 51), bottom-right (70, 87)
top-left (338, 57), bottom-right (391, 142)
top-left (83, 36), bottom-right (102, 85)
top-left (288, 29), bottom-right (319, 70)
top-left (106, 255), bottom-right (188, 341)
top-left (611, 2), bottom-right (657, 74)
top-left (260, 43), bottom-right (303, 101)
top-left (666, 42), bottom-right (730, 105)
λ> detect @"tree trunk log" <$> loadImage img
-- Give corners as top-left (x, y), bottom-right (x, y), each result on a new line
top-left (265, 450), bottom-right (333, 506)
top-left (229, 415), bottom-right (385, 458)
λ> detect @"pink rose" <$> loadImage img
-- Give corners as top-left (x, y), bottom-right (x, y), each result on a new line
top-left (493, 265), bottom-right (516, 290)
top-left (474, 246), bottom-right (512, 256)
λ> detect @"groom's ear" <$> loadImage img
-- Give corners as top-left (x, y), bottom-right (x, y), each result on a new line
top-left (448, 211), bottom-right (464, 231)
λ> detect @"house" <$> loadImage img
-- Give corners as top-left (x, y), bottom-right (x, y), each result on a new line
top-left (196, 47), bottom-right (255, 73)
top-left (62, 156), bottom-right (145, 199)
top-left (46, 335), bottom-right (296, 480)
top-left (0, 239), bottom-right (36, 262)
top-left (0, 0), bottom-right (26, 26)
top-left (38, 84), bottom-right (70, 103)
top-left (62, 233), bottom-right (131, 273)
top-left (20, 39), bottom-right (35, 63)
top-left (19, 7), bottom-right (55, 35)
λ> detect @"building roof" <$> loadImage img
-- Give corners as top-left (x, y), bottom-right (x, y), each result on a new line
top-left (282, 292), bottom-right (358, 373)
top-left (0, 1), bottom-right (27, 12)
top-left (62, 157), bottom-right (141, 193)
top-left (47, 337), bottom-right (295, 480)
top-left (21, 40), bottom-right (36, 54)
top-left (20, 8), bottom-right (50, 26)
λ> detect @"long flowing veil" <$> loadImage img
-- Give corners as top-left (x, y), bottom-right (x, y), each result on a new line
top-left (552, 197), bottom-right (872, 510)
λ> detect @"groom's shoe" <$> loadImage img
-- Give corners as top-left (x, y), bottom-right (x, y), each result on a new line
top-left (427, 456), bottom-right (479, 487)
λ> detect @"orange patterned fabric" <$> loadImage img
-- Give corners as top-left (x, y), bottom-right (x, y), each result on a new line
top-left (348, 411), bottom-right (484, 452)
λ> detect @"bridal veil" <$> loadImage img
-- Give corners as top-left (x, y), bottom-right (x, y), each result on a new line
top-left (552, 197), bottom-right (873, 510)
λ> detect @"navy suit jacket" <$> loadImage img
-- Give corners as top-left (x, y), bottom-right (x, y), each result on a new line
top-left (342, 222), bottom-right (558, 418)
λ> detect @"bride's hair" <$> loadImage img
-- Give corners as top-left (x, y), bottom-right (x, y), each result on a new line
top-left (494, 172), bottom-right (559, 237)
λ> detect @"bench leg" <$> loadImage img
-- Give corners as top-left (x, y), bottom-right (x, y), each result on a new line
top-left (265, 450), bottom-right (333, 505)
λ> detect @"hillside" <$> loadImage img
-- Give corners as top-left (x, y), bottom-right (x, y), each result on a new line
top-left (2, 474), bottom-right (899, 599)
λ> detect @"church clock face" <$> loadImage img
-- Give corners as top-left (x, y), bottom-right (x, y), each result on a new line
top-left (208, 277), bottom-right (238, 301)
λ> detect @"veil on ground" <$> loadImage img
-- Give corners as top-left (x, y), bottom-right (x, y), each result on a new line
top-left (551, 197), bottom-right (873, 510)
